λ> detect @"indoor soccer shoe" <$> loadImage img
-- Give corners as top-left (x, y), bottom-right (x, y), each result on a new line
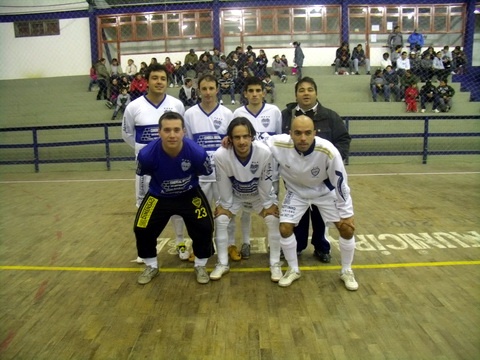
top-left (240, 244), bottom-right (251, 259)
top-left (209, 264), bottom-right (230, 280)
top-left (278, 268), bottom-right (301, 287)
top-left (340, 269), bottom-right (359, 291)
top-left (195, 266), bottom-right (210, 284)
top-left (228, 245), bottom-right (241, 261)
top-left (137, 266), bottom-right (159, 285)
top-left (270, 262), bottom-right (283, 282)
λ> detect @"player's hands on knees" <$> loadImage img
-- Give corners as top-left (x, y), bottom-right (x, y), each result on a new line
top-left (336, 216), bottom-right (355, 239)
top-left (214, 205), bottom-right (233, 219)
top-left (261, 204), bottom-right (279, 218)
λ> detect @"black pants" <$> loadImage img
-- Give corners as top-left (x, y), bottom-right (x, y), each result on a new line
top-left (294, 206), bottom-right (331, 253)
top-left (134, 187), bottom-right (214, 259)
top-left (96, 79), bottom-right (108, 100)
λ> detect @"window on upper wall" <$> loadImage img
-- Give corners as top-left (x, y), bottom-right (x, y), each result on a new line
top-left (14, 20), bottom-right (60, 37)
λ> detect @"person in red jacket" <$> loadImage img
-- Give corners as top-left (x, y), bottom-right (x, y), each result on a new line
top-left (129, 72), bottom-right (147, 100)
top-left (405, 83), bottom-right (419, 112)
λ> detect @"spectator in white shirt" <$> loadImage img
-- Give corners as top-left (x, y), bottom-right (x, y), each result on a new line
top-left (396, 51), bottom-right (410, 77)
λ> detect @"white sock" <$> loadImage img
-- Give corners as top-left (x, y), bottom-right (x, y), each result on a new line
top-left (265, 215), bottom-right (281, 265)
top-left (227, 216), bottom-right (236, 246)
top-left (339, 236), bottom-right (356, 273)
top-left (214, 215), bottom-right (230, 266)
top-left (143, 257), bottom-right (158, 268)
top-left (241, 212), bottom-right (251, 244)
top-left (194, 257), bottom-right (208, 267)
top-left (171, 215), bottom-right (184, 243)
top-left (280, 234), bottom-right (299, 272)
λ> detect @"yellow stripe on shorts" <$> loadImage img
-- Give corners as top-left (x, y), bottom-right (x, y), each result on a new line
top-left (136, 196), bottom-right (158, 228)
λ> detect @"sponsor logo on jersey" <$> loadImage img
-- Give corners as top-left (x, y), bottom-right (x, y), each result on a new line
top-left (137, 196), bottom-right (158, 228)
top-left (181, 159), bottom-right (191, 171)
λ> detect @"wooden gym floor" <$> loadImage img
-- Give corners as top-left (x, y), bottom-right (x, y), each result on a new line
top-left (0, 160), bottom-right (479, 360)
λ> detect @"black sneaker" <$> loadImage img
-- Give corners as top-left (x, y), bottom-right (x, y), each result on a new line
top-left (314, 249), bottom-right (331, 263)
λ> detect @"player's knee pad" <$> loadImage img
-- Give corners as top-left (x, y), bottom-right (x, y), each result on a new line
top-left (215, 214), bottom-right (231, 230)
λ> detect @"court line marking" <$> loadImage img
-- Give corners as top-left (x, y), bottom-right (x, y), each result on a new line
top-left (0, 171), bottom-right (479, 184)
top-left (1, 260), bottom-right (479, 273)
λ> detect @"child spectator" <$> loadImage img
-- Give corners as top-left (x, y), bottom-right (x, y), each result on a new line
top-left (419, 80), bottom-right (440, 113)
top-left (119, 75), bottom-right (131, 90)
top-left (125, 59), bottom-right (137, 80)
top-left (262, 74), bottom-right (275, 103)
top-left (280, 54), bottom-right (289, 67)
top-left (335, 42), bottom-right (351, 75)
top-left (164, 57), bottom-right (175, 87)
top-left (370, 69), bottom-right (390, 102)
top-left (400, 70), bottom-right (419, 101)
top-left (404, 83), bottom-right (419, 112)
top-left (129, 72), bottom-right (147, 100)
top-left (451, 46), bottom-right (467, 74)
top-left (173, 61), bottom-right (186, 86)
top-left (437, 79), bottom-right (455, 112)
top-left (111, 87), bottom-right (131, 120)
top-left (272, 55), bottom-right (287, 82)
top-left (106, 77), bottom-right (121, 109)
top-left (88, 64), bottom-right (98, 92)
top-left (139, 62), bottom-right (148, 78)
top-left (380, 52), bottom-right (392, 70)
top-left (110, 58), bottom-right (121, 79)
top-left (179, 78), bottom-right (197, 107)
top-left (383, 65), bottom-right (401, 102)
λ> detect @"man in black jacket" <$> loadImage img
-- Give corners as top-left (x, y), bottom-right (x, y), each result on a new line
top-left (281, 77), bottom-right (351, 262)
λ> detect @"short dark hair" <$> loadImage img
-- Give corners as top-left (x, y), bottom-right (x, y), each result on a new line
top-left (159, 111), bottom-right (185, 129)
top-left (198, 74), bottom-right (218, 88)
top-left (295, 77), bottom-right (318, 94)
top-left (227, 117), bottom-right (256, 140)
top-left (145, 63), bottom-right (169, 81)
top-left (243, 76), bottom-right (264, 92)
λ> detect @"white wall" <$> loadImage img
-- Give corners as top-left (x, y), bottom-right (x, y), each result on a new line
top-left (0, 18), bottom-right (92, 80)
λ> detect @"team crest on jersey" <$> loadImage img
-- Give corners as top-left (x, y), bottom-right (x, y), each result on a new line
top-left (192, 197), bottom-right (202, 208)
top-left (311, 166), bottom-right (320, 177)
top-left (181, 159), bottom-right (192, 171)
top-left (213, 119), bottom-right (222, 130)
top-left (250, 162), bottom-right (259, 174)
top-left (261, 117), bottom-right (270, 128)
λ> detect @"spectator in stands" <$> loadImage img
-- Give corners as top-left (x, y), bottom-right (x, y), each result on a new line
top-left (255, 49), bottom-right (268, 79)
top-left (451, 46), bottom-right (467, 74)
top-left (246, 45), bottom-right (256, 62)
top-left (263, 74), bottom-right (275, 103)
top-left (119, 75), bottom-right (131, 90)
top-left (387, 26), bottom-right (403, 53)
top-left (370, 69), bottom-right (390, 102)
top-left (164, 57), bottom-right (175, 87)
top-left (272, 55), bottom-right (288, 82)
top-left (432, 51), bottom-right (449, 81)
top-left (173, 61), bottom-right (186, 87)
top-left (380, 52), bottom-right (392, 70)
top-left (129, 72), bottom-right (148, 100)
top-left (391, 45), bottom-right (403, 68)
top-left (281, 55), bottom-right (289, 67)
top-left (226, 53), bottom-right (239, 80)
top-left (235, 69), bottom-right (250, 105)
top-left (179, 78), bottom-right (198, 108)
top-left (125, 59), bottom-right (137, 79)
top-left (422, 46), bottom-right (436, 60)
top-left (184, 49), bottom-right (198, 70)
top-left (150, 57), bottom-right (158, 66)
top-left (235, 46), bottom-right (248, 72)
top-left (211, 48), bottom-right (222, 65)
top-left (409, 51), bottom-right (422, 79)
top-left (293, 41), bottom-right (305, 81)
top-left (111, 87), bottom-right (131, 120)
top-left (383, 65), bottom-right (401, 102)
top-left (396, 51), bottom-right (410, 77)
top-left (88, 64), bottom-right (98, 92)
top-left (404, 83), bottom-right (419, 112)
top-left (106, 77), bottom-right (121, 109)
top-left (400, 69), bottom-right (419, 101)
top-left (419, 53), bottom-right (433, 82)
top-left (94, 58), bottom-right (109, 101)
top-left (335, 42), bottom-right (351, 75)
top-left (437, 79), bottom-right (455, 112)
top-left (419, 80), bottom-right (440, 113)
top-left (407, 29), bottom-right (424, 52)
top-left (110, 58), bottom-right (121, 79)
top-left (217, 55), bottom-right (228, 72)
top-left (244, 55), bottom-right (257, 77)
top-left (440, 46), bottom-right (453, 71)
top-left (218, 69), bottom-right (236, 105)
top-left (139, 62), bottom-right (148, 78)
top-left (351, 44), bottom-right (371, 75)
top-left (196, 53), bottom-right (212, 78)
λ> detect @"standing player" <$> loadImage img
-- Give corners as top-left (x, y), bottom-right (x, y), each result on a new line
top-left (281, 77), bottom-right (351, 263)
top-left (212, 117), bottom-right (282, 282)
top-left (134, 112), bottom-right (214, 285)
top-left (266, 115), bottom-right (358, 290)
top-left (122, 64), bottom-right (188, 260)
top-left (232, 76), bottom-right (282, 259)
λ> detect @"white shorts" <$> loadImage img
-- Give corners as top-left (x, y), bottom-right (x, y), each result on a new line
top-left (280, 190), bottom-right (349, 226)
top-left (229, 197), bottom-right (265, 216)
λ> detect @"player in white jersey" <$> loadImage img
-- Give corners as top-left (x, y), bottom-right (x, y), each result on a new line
top-left (266, 115), bottom-right (358, 290)
top-left (211, 117), bottom-right (283, 282)
top-left (121, 64), bottom-right (188, 260)
top-left (184, 74), bottom-right (240, 261)
top-left (232, 77), bottom-right (282, 259)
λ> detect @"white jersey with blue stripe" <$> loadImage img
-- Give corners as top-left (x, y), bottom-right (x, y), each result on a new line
top-left (184, 103), bottom-right (234, 182)
top-left (122, 94), bottom-right (185, 154)
top-left (233, 103), bottom-right (282, 142)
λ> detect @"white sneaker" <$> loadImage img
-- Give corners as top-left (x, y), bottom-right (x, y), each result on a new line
top-left (278, 268), bottom-right (301, 287)
top-left (421, 109), bottom-right (426, 113)
top-left (340, 269), bottom-right (358, 291)
top-left (334, 72), bottom-right (338, 75)
top-left (209, 263), bottom-right (230, 280)
top-left (176, 242), bottom-right (190, 260)
top-left (220, 100), bottom-right (223, 105)
top-left (231, 100), bottom-right (236, 105)
top-left (270, 262), bottom-right (283, 282)
top-left (433, 109), bottom-right (440, 113)
top-left (169, 83), bottom-right (174, 88)
top-left (345, 72), bottom-right (350, 75)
